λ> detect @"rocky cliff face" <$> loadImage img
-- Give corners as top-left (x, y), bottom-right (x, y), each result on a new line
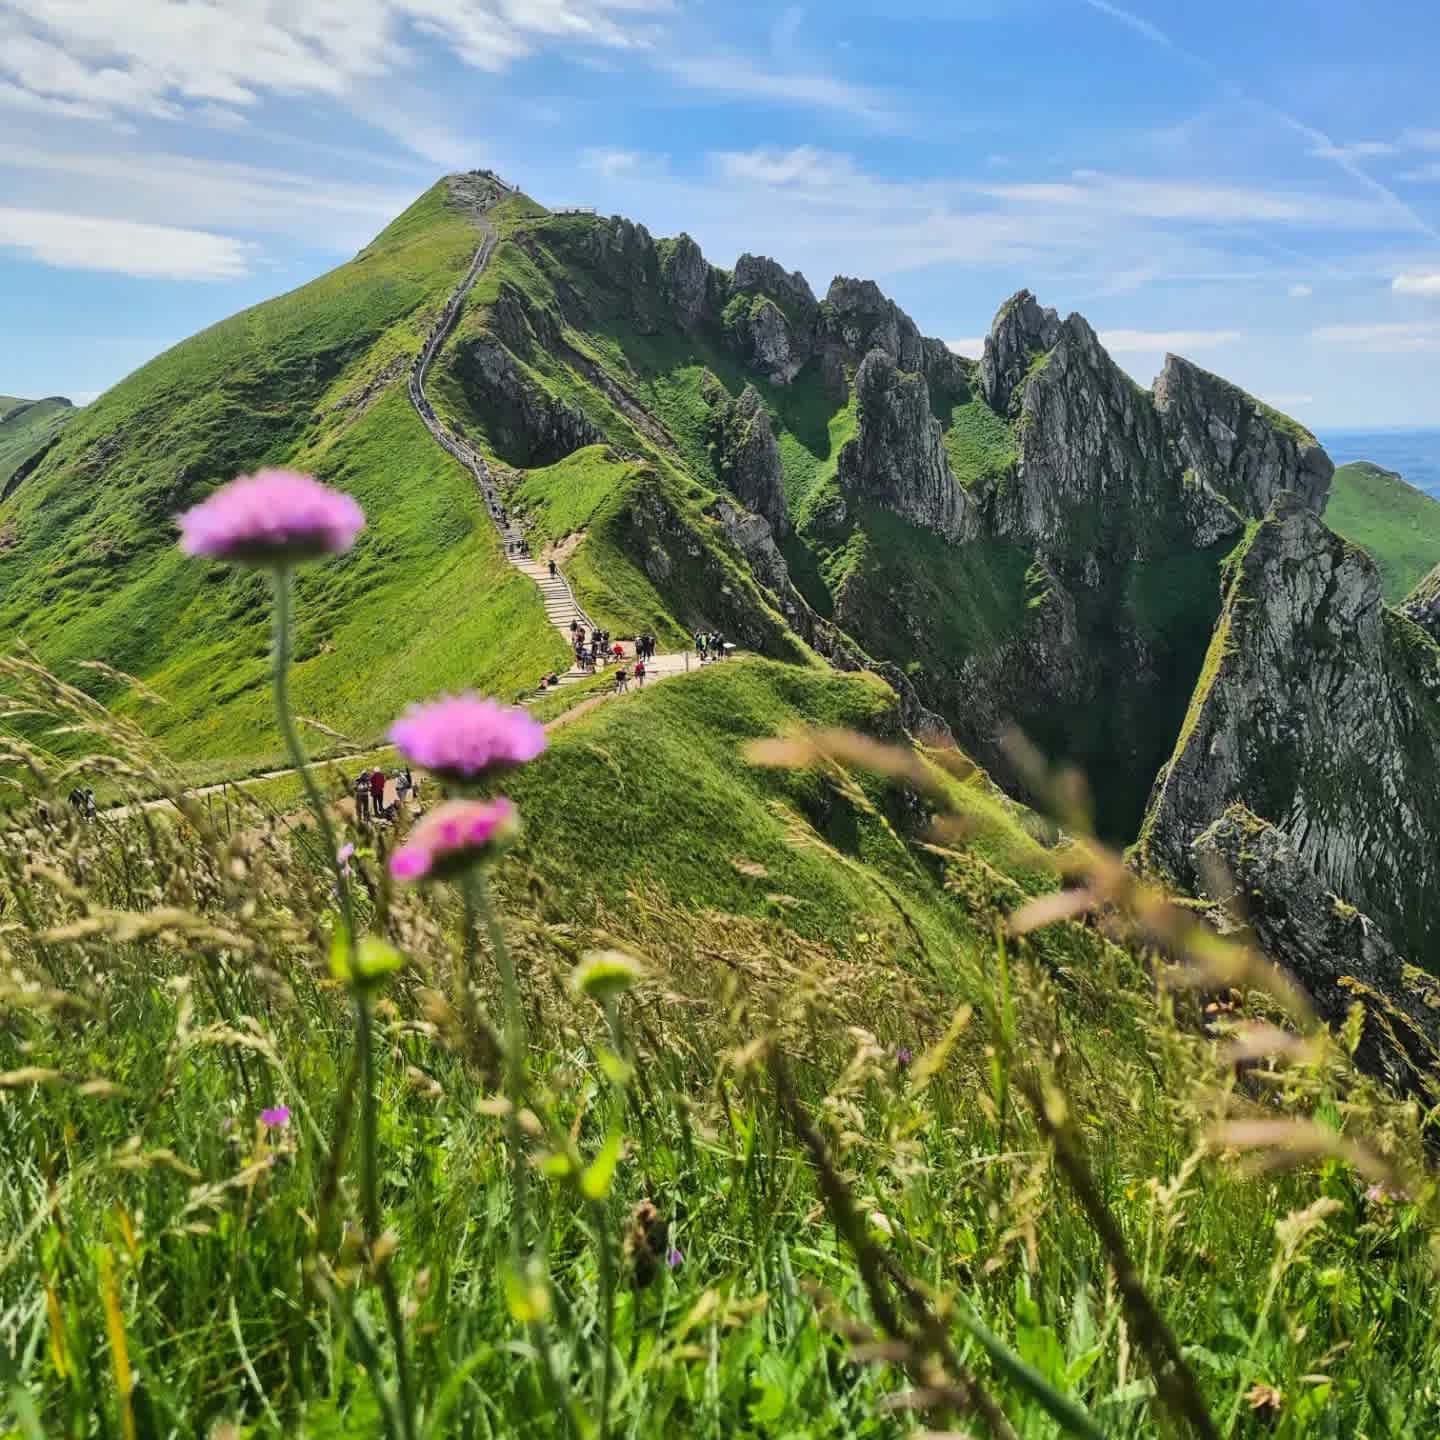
top-left (1194, 806), bottom-right (1440, 1098)
top-left (1402, 561), bottom-right (1440, 643)
top-left (981, 290), bottom-right (1060, 416)
top-left (1142, 495), bottom-right (1440, 962)
top-left (837, 350), bottom-right (978, 543)
top-left (1154, 356), bottom-right (1333, 521)
top-left (706, 382), bottom-right (790, 539)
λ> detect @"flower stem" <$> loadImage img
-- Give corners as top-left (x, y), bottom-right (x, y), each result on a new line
top-left (473, 872), bottom-right (528, 1247)
top-left (270, 565), bottom-right (354, 941)
top-left (357, 992), bottom-right (418, 1440)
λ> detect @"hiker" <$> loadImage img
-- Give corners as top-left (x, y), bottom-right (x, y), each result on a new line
top-left (548, 559), bottom-right (557, 578)
top-left (354, 772), bottom-right (371, 823)
top-left (696, 632), bottom-right (708, 662)
top-left (634, 658), bottom-right (646, 687)
top-left (369, 768), bottom-right (386, 819)
top-left (614, 666), bottom-right (629, 693)
top-left (570, 618), bottom-right (579, 640)
top-left (395, 769), bottom-right (412, 808)
top-left (612, 642), bottom-right (624, 661)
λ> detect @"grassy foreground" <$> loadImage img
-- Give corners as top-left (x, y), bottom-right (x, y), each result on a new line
top-left (2, 654), bottom-right (1438, 1439)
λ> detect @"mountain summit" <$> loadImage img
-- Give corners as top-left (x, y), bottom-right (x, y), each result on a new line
top-left (4, 169), bottom-right (1436, 1019)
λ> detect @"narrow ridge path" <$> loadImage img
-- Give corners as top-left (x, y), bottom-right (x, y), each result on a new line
top-left (406, 172), bottom-right (727, 705)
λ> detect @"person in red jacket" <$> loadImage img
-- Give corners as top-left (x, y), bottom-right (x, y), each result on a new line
top-left (369, 768), bottom-right (386, 818)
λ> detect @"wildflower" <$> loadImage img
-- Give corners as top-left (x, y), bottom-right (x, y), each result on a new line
top-left (176, 469), bottom-right (364, 567)
top-left (389, 797), bottom-right (519, 882)
top-left (388, 694), bottom-right (545, 782)
top-left (666, 1246), bottom-right (683, 1270)
top-left (337, 842), bottom-right (355, 877)
top-left (260, 1106), bottom-right (290, 1129)
top-left (896, 1046), bottom-right (914, 1068)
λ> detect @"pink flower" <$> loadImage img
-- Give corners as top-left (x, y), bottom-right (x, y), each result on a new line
top-left (176, 469), bottom-right (364, 567)
top-left (388, 695), bottom-right (545, 781)
top-left (260, 1106), bottom-right (291, 1129)
top-left (389, 797), bottom-right (519, 882)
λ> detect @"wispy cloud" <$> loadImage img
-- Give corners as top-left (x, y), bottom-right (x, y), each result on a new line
top-left (945, 337), bottom-right (987, 356)
top-left (1312, 320), bottom-right (1440, 353)
top-left (0, 207), bottom-right (250, 279)
top-left (1288, 283), bottom-right (1313, 298)
top-left (657, 54), bottom-right (898, 126)
top-left (1100, 328), bottom-right (1242, 353)
top-left (1393, 272), bottom-right (1440, 296)
top-left (1080, 0), bottom-right (1173, 50)
top-left (1263, 392), bottom-right (1314, 407)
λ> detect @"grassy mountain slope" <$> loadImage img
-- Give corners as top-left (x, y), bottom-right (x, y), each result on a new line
top-left (0, 394), bottom-right (74, 492)
top-left (1324, 459), bottom-right (1440, 601)
top-left (0, 182), bottom-right (568, 775)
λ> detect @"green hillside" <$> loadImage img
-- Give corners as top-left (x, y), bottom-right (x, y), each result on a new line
top-left (1325, 459), bottom-right (1440, 601)
top-left (0, 393), bottom-right (74, 493)
top-left (0, 181), bottom-right (568, 776)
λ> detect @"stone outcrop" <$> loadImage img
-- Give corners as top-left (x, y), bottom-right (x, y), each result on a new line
top-left (453, 338), bottom-right (603, 466)
top-left (707, 383), bottom-right (790, 538)
top-left (659, 233), bottom-right (710, 331)
top-left (980, 290), bottom-right (1060, 415)
top-left (1154, 355), bottom-right (1333, 520)
top-left (837, 349), bottom-right (978, 543)
top-left (1193, 806), bottom-right (1440, 1098)
top-left (1402, 561), bottom-right (1440, 643)
top-left (822, 277), bottom-right (924, 374)
top-left (732, 255), bottom-right (818, 318)
top-left (1142, 495), bottom-right (1440, 962)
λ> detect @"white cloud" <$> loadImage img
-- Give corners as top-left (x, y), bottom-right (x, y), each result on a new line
top-left (0, 207), bottom-right (250, 278)
top-left (658, 54), bottom-right (896, 125)
top-left (1312, 321), bottom-right (1440, 353)
top-left (1402, 129), bottom-right (1440, 151)
top-left (0, 0), bottom-right (671, 126)
top-left (1099, 328), bottom-right (1243, 353)
top-left (945, 337), bottom-right (986, 356)
top-left (714, 146), bottom-right (861, 189)
top-left (2, 142), bottom-right (415, 247)
top-left (1263, 392), bottom-right (1314, 408)
top-left (1080, 0), bottom-right (1174, 50)
top-left (982, 171), bottom-right (1399, 228)
top-left (1288, 283), bottom-right (1313, 298)
top-left (582, 147), bottom-right (666, 179)
top-left (1393, 272), bottom-right (1440, 296)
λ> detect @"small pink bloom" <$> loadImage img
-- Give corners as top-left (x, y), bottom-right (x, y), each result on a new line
top-left (388, 695), bottom-right (545, 781)
top-left (177, 469), bottom-right (364, 567)
top-left (389, 797), bottom-right (520, 883)
top-left (260, 1106), bottom-right (291, 1129)
top-left (337, 843), bottom-right (355, 864)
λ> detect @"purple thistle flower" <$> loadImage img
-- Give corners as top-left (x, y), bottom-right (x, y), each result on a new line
top-left (666, 1246), bottom-right (683, 1269)
top-left (260, 1105), bottom-right (291, 1129)
top-left (177, 470), bottom-right (364, 568)
top-left (389, 797), bottom-right (520, 883)
top-left (896, 1047), bottom-right (914, 1068)
top-left (388, 694), bottom-right (545, 782)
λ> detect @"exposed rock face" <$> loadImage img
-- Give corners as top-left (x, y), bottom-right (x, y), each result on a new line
top-left (1194, 806), bottom-right (1440, 1098)
top-left (1154, 355), bottom-right (1333, 519)
top-left (1000, 314), bottom-right (1174, 548)
top-left (981, 290), bottom-right (1060, 415)
top-left (453, 338), bottom-right (603, 466)
top-left (726, 297), bottom-right (800, 382)
top-left (1143, 494), bottom-right (1440, 961)
top-left (659, 233), bottom-right (710, 331)
top-left (837, 350), bottom-right (978, 543)
top-left (1402, 561), bottom-right (1440, 643)
top-left (822, 277), bottom-right (923, 373)
top-left (707, 384), bottom-right (790, 538)
top-left (732, 254), bottom-right (818, 317)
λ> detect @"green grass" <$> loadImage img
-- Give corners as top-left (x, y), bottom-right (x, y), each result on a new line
top-left (0, 395), bottom-right (74, 492)
top-left (6, 651), bottom-right (1440, 1438)
top-left (1324, 460), bottom-right (1440, 602)
top-left (937, 389), bottom-right (1018, 491)
top-left (0, 182), bottom-right (568, 776)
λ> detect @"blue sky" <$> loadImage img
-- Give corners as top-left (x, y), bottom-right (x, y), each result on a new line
top-left (3, 0), bottom-right (1440, 426)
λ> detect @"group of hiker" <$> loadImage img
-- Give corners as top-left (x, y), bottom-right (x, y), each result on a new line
top-left (695, 631), bottom-right (731, 663)
top-left (352, 766), bottom-right (417, 824)
top-left (570, 620), bottom-right (619, 674)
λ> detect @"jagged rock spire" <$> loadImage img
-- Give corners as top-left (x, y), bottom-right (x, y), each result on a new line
top-left (981, 289), bottom-right (1060, 415)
